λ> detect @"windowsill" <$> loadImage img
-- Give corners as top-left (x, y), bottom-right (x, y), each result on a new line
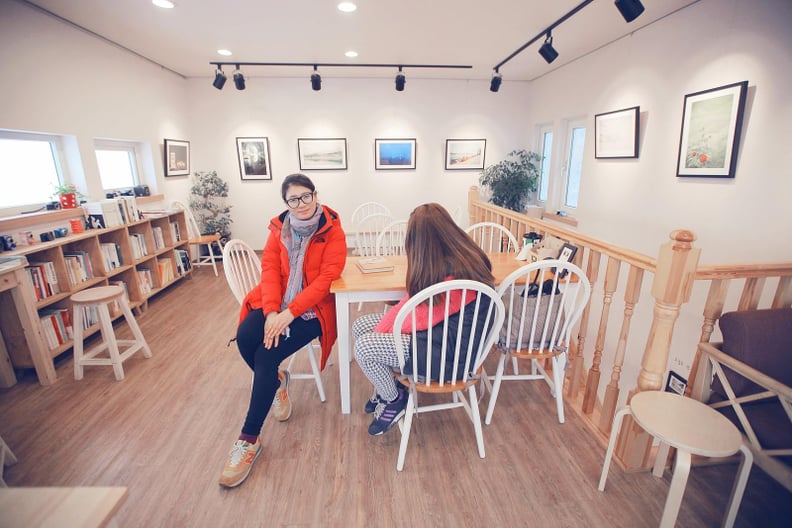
top-left (0, 194), bottom-right (164, 232)
top-left (541, 212), bottom-right (578, 227)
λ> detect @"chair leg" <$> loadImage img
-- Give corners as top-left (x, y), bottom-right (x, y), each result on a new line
top-left (73, 305), bottom-right (85, 380)
top-left (598, 406), bottom-right (632, 491)
top-left (304, 344), bottom-right (326, 402)
top-left (119, 297), bottom-right (152, 358)
top-left (396, 390), bottom-right (415, 471)
top-left (469, 385), bottom-right (486, 458)
top-left (723, 443), bottom-right (753, 528)
top-left (484, 353), bottom-right (509, 425)
top-left (97, 304), bottom-right (124, 381)
top-left (660, 449), bottom-right (691, 528)
top-left (552, 354), bottom-right (565, 424)
top-left (205, 243), bottom-right (219, 277)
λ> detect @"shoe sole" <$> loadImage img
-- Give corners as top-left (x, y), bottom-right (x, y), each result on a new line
top-left (219, 445), bottom-right (262, 488)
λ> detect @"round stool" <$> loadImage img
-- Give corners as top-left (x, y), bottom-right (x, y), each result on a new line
top-left (599, 391), bottom-right (753, 528)
top-left (71, 285), bottom-right (151, 381)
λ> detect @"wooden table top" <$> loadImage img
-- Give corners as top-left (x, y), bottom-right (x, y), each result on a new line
top-left (331, 253), bottom-right (530, 293)
top-left (0, 486), bottom-right (128, 528)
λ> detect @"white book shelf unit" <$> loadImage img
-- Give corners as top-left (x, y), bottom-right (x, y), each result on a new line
top-left (0, 204), bottom-right (190, 378)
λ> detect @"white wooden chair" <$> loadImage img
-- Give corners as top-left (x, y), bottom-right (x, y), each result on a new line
top-left (171, 201), bottom-right (222, 277)
top-left (375, 219), bottom-right (408, 257)
top-left (0, 435), bottom-right (17, 487)
top-left (391, 279), bottom-right (505, 471)
top-left (351, 201), bottom-right (391, 228)
top-left (354, 212), bottom-right (393, 258)
top-left (484, 259), bottom-right (591, 425)
top-left (221, 239), bottom-right (326, 402)
top-left (465, 222), bottom-right (520, 254)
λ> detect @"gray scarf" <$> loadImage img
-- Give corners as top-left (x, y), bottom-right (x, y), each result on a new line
top-left (281, 203), bottom-right (323, 319)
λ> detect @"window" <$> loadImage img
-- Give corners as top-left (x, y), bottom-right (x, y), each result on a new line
top-left (537, 128), bottom-right (553, 202)
top-left (95, 140), bottom-right (140, 190)
top-left (0, 131), bottom-right (65, 210)
top-left (562, 121), bottom-right (586, 209)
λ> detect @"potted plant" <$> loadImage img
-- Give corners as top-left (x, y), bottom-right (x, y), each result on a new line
top-left (189, 171), bottom-right (233, 253)
top-left (479, 149), bottom-right (542, 212)
top-left (52, 183), bottom-right (84, 209)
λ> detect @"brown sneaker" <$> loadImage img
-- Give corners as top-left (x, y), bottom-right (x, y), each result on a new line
top-left (218, 436), bottom-right (262, 488)
top-left (271, 370), bottom-right (292, 421)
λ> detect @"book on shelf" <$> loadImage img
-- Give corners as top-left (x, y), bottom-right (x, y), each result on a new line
top-left (82, 200), bottom-right (124, 229)
top-left (355, 257), bottom-right (395, 274)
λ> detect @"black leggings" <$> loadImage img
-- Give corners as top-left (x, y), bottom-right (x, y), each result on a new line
top-left (236, 309), bottom-right (322, 436)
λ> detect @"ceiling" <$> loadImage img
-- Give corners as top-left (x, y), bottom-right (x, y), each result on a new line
top-left (23, 0), bottom-right (697, 82)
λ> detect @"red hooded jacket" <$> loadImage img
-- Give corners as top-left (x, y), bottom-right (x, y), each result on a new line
top-left (238, 205), bottom-right (347, 370)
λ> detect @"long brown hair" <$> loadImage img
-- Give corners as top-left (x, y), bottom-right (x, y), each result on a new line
top-left (404, 203), bottom-right (494, 296)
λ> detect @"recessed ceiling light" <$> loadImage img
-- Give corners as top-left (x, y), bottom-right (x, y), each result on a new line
top-left (217, 49), bottom-right (232, 56)
top-left (152, 0), bottom-right (175, 8)
top-left (337, 2), bottom-right (357, 13)
top-left (345, 51), bottom-right (358, 58)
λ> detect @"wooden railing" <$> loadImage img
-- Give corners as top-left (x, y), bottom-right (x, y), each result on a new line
top-left (468, 187), bottom-right (792, 471)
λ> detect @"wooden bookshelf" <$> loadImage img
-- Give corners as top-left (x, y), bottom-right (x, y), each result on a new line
top-left (0, 207), bottom-right (190, 384)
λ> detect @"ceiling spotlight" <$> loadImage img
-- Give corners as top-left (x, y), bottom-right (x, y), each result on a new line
top-left (490, 70), bottom-right (502, 93)
top-left (311, 65), bottom-right (322, 91)
top-left (615, 0), bottom-right (645, 22)
top-left (212, 67), bottom-right (226, 90)
top-left (395, 67), bottom-right (405, 92)
top-left (233, 66), bottom-right (245, 90)
top-left (538, 32), bottom-right (559, 64)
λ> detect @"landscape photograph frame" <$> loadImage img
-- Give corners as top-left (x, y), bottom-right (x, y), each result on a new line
top-left (445, 139), bottom-right (486, 170)
top-left (297, 138), bottom-right (348, 171)
top-left (374, 138), bottom-right (416, 170)
top-left (594, 106), bottom-right (639, 159)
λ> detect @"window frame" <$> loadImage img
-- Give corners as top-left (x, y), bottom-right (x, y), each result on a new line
top-left (559, 117), bottom-right (587, 214)
top-left (94, 139), bottom-right (142, 192)
top-left (535, 124), bottom-right (554, 204)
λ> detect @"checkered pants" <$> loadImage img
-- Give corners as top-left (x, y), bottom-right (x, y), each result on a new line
top-left (352, 313), bottom-right (411, 402)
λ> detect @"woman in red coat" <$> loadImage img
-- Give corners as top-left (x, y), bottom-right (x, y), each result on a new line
top-left (219, 173), bottom-right (346, 488)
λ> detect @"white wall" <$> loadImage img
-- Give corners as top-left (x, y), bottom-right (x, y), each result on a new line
top-left (186, 77), bottom-right (529, 247)
top-left (527, 0), bottom-right (792, 264)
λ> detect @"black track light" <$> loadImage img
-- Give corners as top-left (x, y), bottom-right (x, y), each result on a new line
top-left (212, 67), bottom-right (227, 90)
top-left (395, 66), bottom-right (405, 92)
top-left (490, 70), bottom-right (502, 93)
top-left (615, 0), bottom-right (645, 23)
top-left (538, 33), bottom-right (559, 64)
top-left (233, 66), bottom-right (245, 90)
top-left (310, 65), bottom-right (322, 91)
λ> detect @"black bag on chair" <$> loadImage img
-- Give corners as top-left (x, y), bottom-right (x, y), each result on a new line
top-left (500, 271), bottom-right (564, 349)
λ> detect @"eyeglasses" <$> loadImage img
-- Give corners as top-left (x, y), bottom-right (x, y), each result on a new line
top-left (285, 191), bottom-right (316, 209)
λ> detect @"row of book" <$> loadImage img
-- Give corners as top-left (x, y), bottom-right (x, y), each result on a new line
top-left (130, 233), bottom-right (148, 260)
top-left (39, 308), bottom-right (73, 351)
top-left (152, 226), bottom-right (165, 250)
top-left (82, 196), bottom-right (142, 229)
top-left (26, 261), bottom-right (60, 301)
top-left (174, 249), bottom-right (191, 276)
top-left (63, 250), bottom-right (95, 285)
top-left (100, 242), bottom-right (123, 271)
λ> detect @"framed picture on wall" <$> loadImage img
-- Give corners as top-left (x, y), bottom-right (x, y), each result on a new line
top-left (374, 138), bottom-right (416, 170)
top-left (164, 139), bottom-right (190, 177)
top-left (445, 139), bottom-right (486, 170)
top-left (297, 138), bottom-right (348, 170)
top-left (594, 106), bottom-right (639, 159)
top-left (676, 80), bottom-right (748, 178)
top-left (236, 137), bottom-right (272, 181)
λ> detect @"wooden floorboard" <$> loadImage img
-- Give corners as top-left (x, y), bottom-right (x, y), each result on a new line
top-left (1, 268), bottom-right (790, 527)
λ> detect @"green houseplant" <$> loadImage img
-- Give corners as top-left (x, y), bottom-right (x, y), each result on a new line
top-left (51, 183), bottom-right (84, 209)
top-left (479, 149), bottom-right (542, 212)
top-left (189, 171), bottom-right (233, 249)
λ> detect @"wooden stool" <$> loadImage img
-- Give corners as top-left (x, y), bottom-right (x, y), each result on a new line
top-left (599, 391), bottom-right (753, 528)
top-left (0, 435), bottom-right (17, 487)
top-left (71, 285), bottom-right (151, 381)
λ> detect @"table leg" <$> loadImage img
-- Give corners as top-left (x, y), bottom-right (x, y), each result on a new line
top-left (660, 449), bottom-right (691, 528)
top-left (335, 293), bottom-right (351, 414)
top-left (654, 441), bottom-right (671, 478)
top-left (598, 406), bottom-right (632, 491)
top-left (722, 443), bottom-right (753, 528)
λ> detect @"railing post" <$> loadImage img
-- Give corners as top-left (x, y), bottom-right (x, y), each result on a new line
top-left (615, 229), bottom-right (700, 469)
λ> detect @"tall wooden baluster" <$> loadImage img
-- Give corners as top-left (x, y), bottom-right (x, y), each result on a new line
top-left (686, 279), bottom-right (729, 399)
top-left (566, 249), bottom-right (601, 400)
top-left (772, 276), bottom-right (792, 308)
top-left (616, 230), bottom-right (700, 470)
top-left (598, 265), bottom-right (643, 434)
top-left (583, 256), bottom-right (620, 414)
top-left (738, 277), bottom-right (765, 311)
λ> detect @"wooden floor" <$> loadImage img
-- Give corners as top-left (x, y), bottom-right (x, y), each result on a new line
top-left (1, 268), bottom-right (790, 527)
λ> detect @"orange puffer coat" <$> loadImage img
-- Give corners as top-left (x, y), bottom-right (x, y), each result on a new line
top-left (239, 205), bottom-right (347, 370)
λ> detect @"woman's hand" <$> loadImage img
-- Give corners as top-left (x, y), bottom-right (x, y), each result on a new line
top-left (263, 309), bottom-right (296, 349)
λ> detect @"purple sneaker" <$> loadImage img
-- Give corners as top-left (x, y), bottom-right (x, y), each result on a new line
top-left (368, 385), bottom-right (408, 436)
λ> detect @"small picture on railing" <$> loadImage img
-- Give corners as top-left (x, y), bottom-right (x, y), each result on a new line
top-left (664, 370), bottom-right (687, 395)
top-left (556, 243), bottom-right (578, 277)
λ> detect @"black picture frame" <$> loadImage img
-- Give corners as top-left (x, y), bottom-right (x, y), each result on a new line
top-left (556, 243), bottom-right (578, 278)
top-left (374, 138), bottom-right (416, 170)
top-left (164, 139), bottom-right (190, 177)
top-left (297, 138), bottom-right (348, 170)
top-left (594, 106), bottom-right (639, 159)
top-left (445, 139), bottom-right (486, 170)
top-left (236, 137), bottom-right (272, 181)
top-left (676, 80), bottom-right (748, 178)
top-left (665, 370), bottom-right (688, 395)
